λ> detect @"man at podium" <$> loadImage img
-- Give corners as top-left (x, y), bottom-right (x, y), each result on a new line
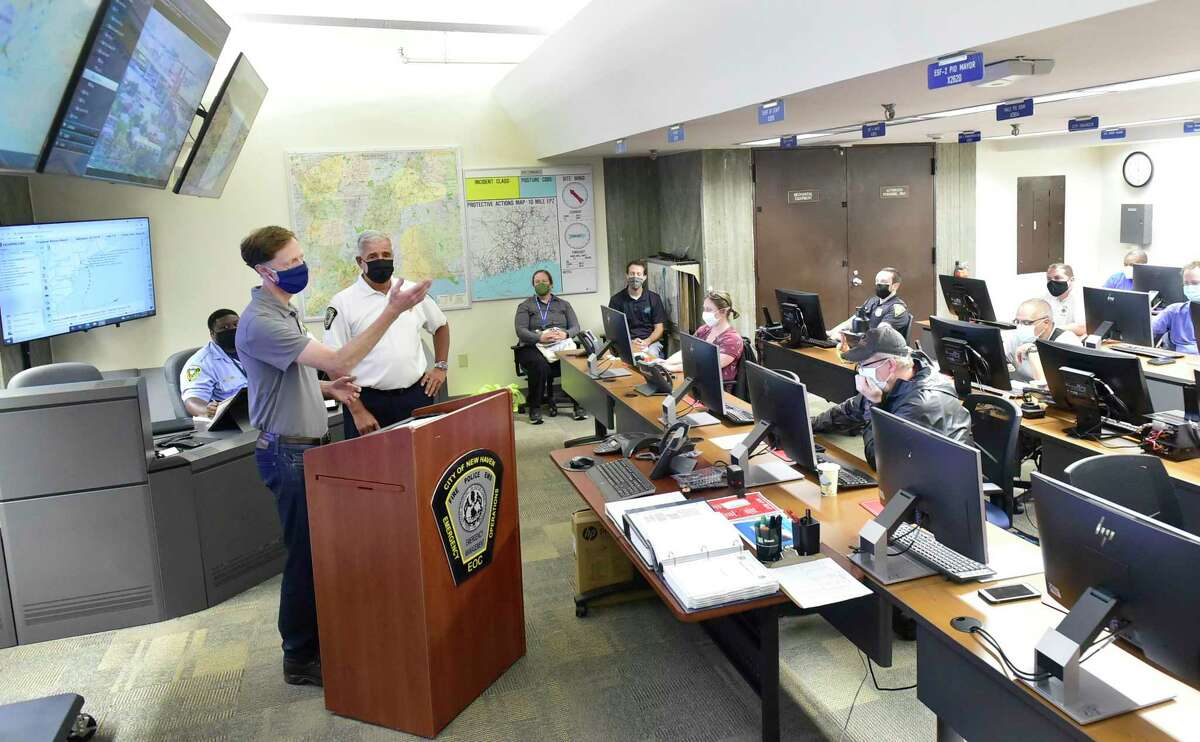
top-left (235, 225), bottom-right (431, 686)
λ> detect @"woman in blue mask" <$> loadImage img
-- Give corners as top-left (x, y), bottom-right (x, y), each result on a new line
top-left (1151, 260), bottom-right (1200, 354)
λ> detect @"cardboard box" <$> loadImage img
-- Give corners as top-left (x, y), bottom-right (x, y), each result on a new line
top-left (572, 509), bottom-right (635, 595)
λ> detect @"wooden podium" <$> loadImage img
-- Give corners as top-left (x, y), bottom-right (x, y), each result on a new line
top-left (304, 390), bottom-right (525, 736)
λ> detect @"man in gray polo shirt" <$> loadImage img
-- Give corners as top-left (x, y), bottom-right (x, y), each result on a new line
top-left (235, 225), bottom-right (430, 686)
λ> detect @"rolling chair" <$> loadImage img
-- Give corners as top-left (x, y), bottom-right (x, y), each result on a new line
top-left (510, 344), bottom-right (584, 420)
top-left (730, 335), bottom-right (757, 402)
top-left (896, 312), bottom-right (914, 344)
top-left (1064, 454), bottom-right (1185, 529)
top-left (7, 362), bottom-right (102, 390)
top-left (163, 347), bottom-right (201, 420)
top-left (964, 393), bottom-right (1029, 530)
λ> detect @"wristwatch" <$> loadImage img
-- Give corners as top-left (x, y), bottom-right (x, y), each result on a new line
top-left (433, 361), bottom-right (449, 371)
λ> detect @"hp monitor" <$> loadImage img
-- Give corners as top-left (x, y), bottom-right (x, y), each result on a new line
top-left (1082, 286), bottom-right (1152, 347)
top-left (1132, 264), bottom-right (1185, 308)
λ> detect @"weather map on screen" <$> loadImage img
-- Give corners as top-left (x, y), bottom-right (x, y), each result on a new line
top-left (0, 218), bottom-right (156, 345)
top-left (0, 0), bottom-right (102, 171)
top-left (175, 53), bottom-right (268, 198)
top-left (40, 0), bottom-right (228, 188)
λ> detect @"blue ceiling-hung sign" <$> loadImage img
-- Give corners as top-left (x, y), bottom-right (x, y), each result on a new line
top-left (780, 135), bottom-right (798, 149)
top-left (759, 100), bottom-right (785, 125)
top-left (958, 131), bottom-right (981, 144)
top-left (1185, 121), bottom-right (1200, 134)
top-left (927, 52), bottom-right (984, 89)
top-left (614, 139), bottom-right (627, 154)
top-left (1100, 127), bottom-right (1126, 141)
top-left (1069, 117), bottom-right (1100, 132)
top-left (996, 98), bottom-right (1034, 120)
top-left (667, 125), bottom-right (685, 143)
top-left (862, 122), bottom-right (886, 139)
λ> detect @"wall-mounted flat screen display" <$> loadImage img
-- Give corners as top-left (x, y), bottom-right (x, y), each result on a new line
top-left (39, 0), bottom-right (229, 188)
top-left (0, 218), bottom-right (156, 344)
top-left (174, 53), bottom-right (267, 198)
top-left (0, 0), bottom-right (103, 172)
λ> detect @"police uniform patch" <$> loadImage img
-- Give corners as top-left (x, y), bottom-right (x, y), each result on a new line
top-left (893, 304), bottom-right (907, 317)
top-left (874, 307), bottom-right (883, 317)
top-left (185, 366), bottom-right (201, 382)
top-left (324, 306), bottom-right (338, 331)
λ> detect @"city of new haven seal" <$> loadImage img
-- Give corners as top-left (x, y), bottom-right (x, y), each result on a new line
top-left (432, 449), bottom-right (504, 585)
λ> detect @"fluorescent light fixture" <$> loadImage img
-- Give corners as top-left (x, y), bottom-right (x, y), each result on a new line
top-left (668, 124), bottom-right (682, 131)
top-left (761, 99), bottom-right (780, 109)
top-left (975, 58), bottom-right (1055, 88)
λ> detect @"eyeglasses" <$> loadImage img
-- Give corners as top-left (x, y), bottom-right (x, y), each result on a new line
top-left (1013, 316), bottom-right (1050, 326)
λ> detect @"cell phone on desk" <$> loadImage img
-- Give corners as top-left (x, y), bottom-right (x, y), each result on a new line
top-left (978, 583), bottom-right (1040, 604)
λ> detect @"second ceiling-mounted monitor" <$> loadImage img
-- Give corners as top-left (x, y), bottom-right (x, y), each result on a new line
top-left (174, 53), bottom-right (268, 198)
top-left (0, 0), bottom-right (104, 173)
top-left (39, 0), bottom-right (230, 189)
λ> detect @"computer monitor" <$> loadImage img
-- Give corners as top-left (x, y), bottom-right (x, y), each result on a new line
top-left (600, 305), bottom-right (637, 367)
top-left (928, 316), bottom-right (1011, 395)
top-left (774, 289), bottom-right (833, 347)
top-left (1025, 472), bottom-right (1200, 723)
top-left (1036, 340), bottom-right (1153, 437)
top-left (670, 331), bottom-right (727, 427)
top-left (0, 0), bottom-right (103, 172)
top-left (1132, 264), bottom-right (1185, 308)
top-left (0, 218), bottom-right (156, 345)
top-left (1082, 286), bottom-right (1153, 347)
top-left (851, 407), bottom-right (987, 584)
top-left (174, 53), bottom-right (268, 198)
top-left (729, 361), bottom-right (810, 486)
top-left (40, 0), bottom-right (230, 188)
top-left (939, 274), bottom-right (997, 323)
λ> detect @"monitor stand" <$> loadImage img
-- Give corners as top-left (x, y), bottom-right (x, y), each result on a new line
top-left (848, 490), bottom-right (937, 585)
top-left (1023, 587), bottom-right (1174, 724)
top-left (728, 420), bottom-right (804, 486)
top-left (659, 376), bottom-right (721, 428)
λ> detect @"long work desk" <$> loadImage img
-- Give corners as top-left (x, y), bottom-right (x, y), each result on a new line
top-left (556, 356), bottom-right (1200, 741)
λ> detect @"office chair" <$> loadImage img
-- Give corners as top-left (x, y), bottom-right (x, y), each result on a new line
top-left (163, 347), bottom-right (200, 420)
top-left (896, 313), bottom-right (914, 344)
top-left (964, 393), bottom-right (1027, 530)
top-left (510, 344), bottom-right (583, 419)
top-left (7, 363), bottom-right (102, 390)
top-left (731, 335), bottom-right (757, 401)
top-left (1064, 454), bottom-right (1185, 529)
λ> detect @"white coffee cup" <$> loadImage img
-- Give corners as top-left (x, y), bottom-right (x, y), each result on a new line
top-left (817, 461), bottom-right (841, 497)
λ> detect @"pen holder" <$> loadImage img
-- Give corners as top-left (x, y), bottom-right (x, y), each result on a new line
top-left (794, 516), bottom-right (821, 556)
top-left (755, 525), bottom-right (782, 563)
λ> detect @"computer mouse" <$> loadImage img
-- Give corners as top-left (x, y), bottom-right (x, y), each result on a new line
top-left (567, 456), bottom-right (595, 471)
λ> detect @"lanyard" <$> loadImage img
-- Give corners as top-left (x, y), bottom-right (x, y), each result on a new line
top-left (537, 297), bottom-right (552, 327)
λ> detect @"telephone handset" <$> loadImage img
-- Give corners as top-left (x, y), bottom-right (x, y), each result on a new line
top-left (648, 422), bottom-right (693, 479)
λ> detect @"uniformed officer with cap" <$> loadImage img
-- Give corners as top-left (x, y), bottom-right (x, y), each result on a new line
top-left (179, 308), bottom-right (247, 418)
top-left (324, 230), bottom-right (451, 437)
top-left (234, 225), bottom-right (430, 687)
top-left (831, 267), bottom-right (910, 349)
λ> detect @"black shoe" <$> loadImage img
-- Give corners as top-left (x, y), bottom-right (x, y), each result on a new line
top-left (529, 409), bottom-right (543, 425)
top-left (892, 610), bottom-right (917, 642)
top-left (283, 656), bottom-right (323, 686)
top-left (572, 405), bottom-right (587, 421)
top-left (546, 404), bottom-right (558, 418)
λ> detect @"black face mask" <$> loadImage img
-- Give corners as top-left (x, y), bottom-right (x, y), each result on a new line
top-left (363, 258), bottom-right (394, 284)
top-left (874, 284), bottom-right (892, 300)
top-left (1047, 279), bottom-right (1069, 298)
top-left (214, 328), bottom-right (237, 354)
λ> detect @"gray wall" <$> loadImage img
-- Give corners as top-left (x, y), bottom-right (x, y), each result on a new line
top-left (603, 157), bottom-right (661, 294)
top-left (934, 143), bottom-right (977, 314)
top-left (700, 150), bottom-right (756, 337)
top-left (657, 151), bottom-right (703, 262)
top-left (0, 175), bottom-right (51, 386)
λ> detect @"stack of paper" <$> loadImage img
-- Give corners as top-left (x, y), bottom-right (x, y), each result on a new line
top-left (604, 492), bottom-right (685, 528)
top-left (773, 557), bottom-right (872, 609)
top-left (624, 500), bottom-right (743, 570)
top-left (663, 551), bottom-right (780, 610)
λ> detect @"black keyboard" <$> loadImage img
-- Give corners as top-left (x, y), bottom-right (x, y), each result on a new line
top-left (803, 337), bottom-right (837, 349)
top-left (585, 458), bottom-right (656, 502)
top-left (723, 405), bottom-right (756, 425)
top-left (816, 453), bottom-right (876, 489)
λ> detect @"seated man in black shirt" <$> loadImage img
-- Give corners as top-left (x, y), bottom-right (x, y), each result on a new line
top-left (608, 259), bottom-right (668, 357)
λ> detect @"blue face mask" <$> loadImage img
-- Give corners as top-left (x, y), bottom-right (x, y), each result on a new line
top-left (269, 262), bottom-right (309, 294)
top-left (1185, 284), bottom-right (1200, 304)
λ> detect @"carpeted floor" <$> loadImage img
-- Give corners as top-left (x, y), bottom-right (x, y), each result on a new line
top-left (0, 413), bottom-right (934, 741)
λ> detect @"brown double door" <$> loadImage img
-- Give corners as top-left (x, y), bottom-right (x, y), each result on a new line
top-left (753, 144), bottom-right (936, 328)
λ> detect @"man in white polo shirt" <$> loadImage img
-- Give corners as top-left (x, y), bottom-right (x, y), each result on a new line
top-left (325, 230), bottom-right (451, 437)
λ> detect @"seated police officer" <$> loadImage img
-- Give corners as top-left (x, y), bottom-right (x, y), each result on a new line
top-left (180, 309), bottom-right (248, 417)
top-left (811, 324), bottom-right (970, 470)
top-left (830, 267), bottom-right (909, 349)
top-left (325, 230), bottom-right (451, 437)
top-left (608, 259), bottom-right (667, 357)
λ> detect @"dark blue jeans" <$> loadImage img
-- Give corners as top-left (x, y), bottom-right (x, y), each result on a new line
top-left (255, 438), bottom-right (319, 662)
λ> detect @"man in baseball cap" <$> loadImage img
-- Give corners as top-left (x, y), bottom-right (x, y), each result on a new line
top-left (811, 324), bottom-right (971, 470)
